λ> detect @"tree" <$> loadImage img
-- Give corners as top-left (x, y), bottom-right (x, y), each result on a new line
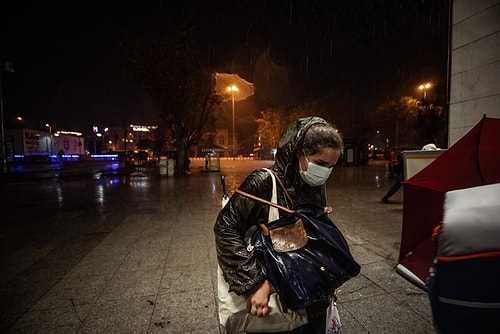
top-left (372, 96), bottom-right (420, 148)
top-left (372, 95), bottom-right (446, 149)
top-left (120, 18), bottom-right (221, 175)
top-left (255, 107), bottom-right (308, 158)
top-left (414, 100), bottom-right (447, 148)
top-left (256, 108), bottom-right (284, 152)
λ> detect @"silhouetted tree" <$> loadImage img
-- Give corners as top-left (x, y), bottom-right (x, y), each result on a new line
top-left (414, 101), bottom-right (446, 148)
top-left (255, 108), bottom-right (305, 155)
top-left (120, 18), bottom-right (221, 175)
top-left (372, 96), bottom-right (420, 148)
top-left (372, 95), bottom-right (446, 149)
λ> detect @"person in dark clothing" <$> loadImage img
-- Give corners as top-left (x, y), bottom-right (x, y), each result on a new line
top-left (388, 149), bottom-right (398, 178)
top-left (382, 153), bottom-right (404, 203)
top-left (185, 156), bottom-right (191, 175)
top-left (57, 149), bottom-right (64, 166)
top-left (214, 117), bottom-right (345, 334)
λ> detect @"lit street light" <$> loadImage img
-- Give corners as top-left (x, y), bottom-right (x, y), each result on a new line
top-left (103, 127), bottom-right (108, 152)
top-left (419, 82), bottom-right (432, 100)
top-left (227, 85), bottom-right (239, 157)
top-left (215, 73), bottom-right (254, 157)
top-left (45, 123), bottom-right (53, 155)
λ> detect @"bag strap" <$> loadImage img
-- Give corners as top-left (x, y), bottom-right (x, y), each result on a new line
top-left (236, 187), bottom-right (302, 237)
top-left (267, 169), bottom-right (295, 207)
top-left (235, 188), bottom-right (300, 217)
top-left (236, 167), bottom-right (298, 216)
top-left (262, 168), bottom-right (279, 222)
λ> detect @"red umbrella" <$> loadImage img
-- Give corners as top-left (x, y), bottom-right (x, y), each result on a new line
top-left (397, 116), bottom-right (500, 289)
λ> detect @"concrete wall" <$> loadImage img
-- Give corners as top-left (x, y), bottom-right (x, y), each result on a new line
top-left (449, 0), bottom-right (500, 145)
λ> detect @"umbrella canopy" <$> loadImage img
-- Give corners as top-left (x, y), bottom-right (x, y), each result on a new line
top-left (397, 116), bottom-right (500, 289)
top-left (215, 73), bottom-right (254, 102)
top-left (201, 144), bottom-right (226, 153)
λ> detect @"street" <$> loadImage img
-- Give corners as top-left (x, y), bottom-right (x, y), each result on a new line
top-left (0, 159), bottom-right (433, 334)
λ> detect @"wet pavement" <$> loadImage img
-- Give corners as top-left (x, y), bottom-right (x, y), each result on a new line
top-left (0, 158), bottom-right (437, 333)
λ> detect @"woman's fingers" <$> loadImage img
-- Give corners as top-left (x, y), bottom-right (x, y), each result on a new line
top-left (250, 303), bottom-right (270, 317)
top-left (246, 280), bottom-right (273, 317)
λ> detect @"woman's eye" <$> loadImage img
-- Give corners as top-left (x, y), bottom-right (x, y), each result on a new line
top-left (317, 162), bottom-right (334, 168)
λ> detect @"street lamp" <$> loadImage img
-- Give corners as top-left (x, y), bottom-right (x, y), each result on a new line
top-left (103, 127), bottom-right (108, 152)
top-left (419, 83), bottom-right (432, 100)
top-left (96, 133), bottom-right (103, 153)
top-left (227, 85), bottom-right (239, 157)
top-left (1, 61), bottom-right (15, 174)
top-left (45, 123), bottom-right (53, 155)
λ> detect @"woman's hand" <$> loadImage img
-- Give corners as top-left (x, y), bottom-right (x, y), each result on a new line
top-left (246, 280), bottom-right (276, 317)
top-left (324, 206), bottom-right (333, 214)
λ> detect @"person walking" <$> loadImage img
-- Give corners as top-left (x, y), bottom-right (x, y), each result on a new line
top-left (214, 116), bottom-right (344, 334)
top-left (184, 156), bottom-right (191, 175)
top-left (382, 151), bottom-right (404, 203)
top-left (388, 149), bottom-right (398, 178)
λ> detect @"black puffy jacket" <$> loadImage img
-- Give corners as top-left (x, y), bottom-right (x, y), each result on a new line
top-left (214, 117), bottom-right (329, 295)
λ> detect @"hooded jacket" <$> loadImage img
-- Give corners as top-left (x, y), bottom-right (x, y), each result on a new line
top-left (214, 117), bottom-right (330, 295)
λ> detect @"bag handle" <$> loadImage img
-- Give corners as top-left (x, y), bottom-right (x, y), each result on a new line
top-left (235, 188), bottom-right (301, 217)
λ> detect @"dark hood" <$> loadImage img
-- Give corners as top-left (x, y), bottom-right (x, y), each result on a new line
top-left (273, 116), bottom-right (329, 181)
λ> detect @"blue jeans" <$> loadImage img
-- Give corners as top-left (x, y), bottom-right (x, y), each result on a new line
top-left (385, 172), bottom-right (403, 198)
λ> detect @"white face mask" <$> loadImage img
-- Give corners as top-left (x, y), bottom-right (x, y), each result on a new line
top-left (299, 154), bottom-right (333, 186)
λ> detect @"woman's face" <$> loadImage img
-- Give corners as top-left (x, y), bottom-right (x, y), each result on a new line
top-left (298, 147), bottom-right (342, 171)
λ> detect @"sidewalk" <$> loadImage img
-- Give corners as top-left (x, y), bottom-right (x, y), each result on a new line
top-left (0, 159), bottom-right (437, 333)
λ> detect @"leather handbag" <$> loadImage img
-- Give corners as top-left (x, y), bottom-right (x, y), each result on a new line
top-left (236, 177), bottom-right (361, 310)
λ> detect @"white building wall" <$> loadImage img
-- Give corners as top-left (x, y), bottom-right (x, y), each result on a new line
top-left (449, 0), bottom-right (500, 145)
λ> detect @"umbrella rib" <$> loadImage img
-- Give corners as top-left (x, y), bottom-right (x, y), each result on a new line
top-left (476, 115), bottom-right (486, 185)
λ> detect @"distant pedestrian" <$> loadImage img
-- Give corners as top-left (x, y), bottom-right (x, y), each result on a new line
top-left (382, 152), bottom-right (403, 203)
top-left (205, 154), bottom-right (209, 170)
top-left (58, 149), bottom-right (64, 166)
top-left (185, 156), bottom-right (191, 175)
top-left (388, 149), bottom-right (398, 178)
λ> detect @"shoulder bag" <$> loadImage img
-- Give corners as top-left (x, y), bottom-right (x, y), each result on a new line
top-left (217, 168), bottom-right (308, 333)
top-left (236, 173), bottom-right (361, 310)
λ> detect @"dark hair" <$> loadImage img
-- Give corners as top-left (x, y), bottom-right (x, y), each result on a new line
top-left (301, 123), bottom-right (344, 155)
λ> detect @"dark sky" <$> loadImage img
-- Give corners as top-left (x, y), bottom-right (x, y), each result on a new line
top-left (1, 2), bottom-right (161, 133)
top-left (1, 0), bottom-right (450, 135)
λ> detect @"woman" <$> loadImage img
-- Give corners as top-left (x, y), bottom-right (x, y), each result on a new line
top-left (214, 116), bottom-right (344, 333)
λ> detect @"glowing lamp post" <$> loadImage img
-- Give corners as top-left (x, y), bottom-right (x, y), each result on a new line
top-left (227, 85), bottom-right (239, 157)
top-left (419, 83), bottom-right (432, 100)
top-left (45, 123), bottom-right (53, 155)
